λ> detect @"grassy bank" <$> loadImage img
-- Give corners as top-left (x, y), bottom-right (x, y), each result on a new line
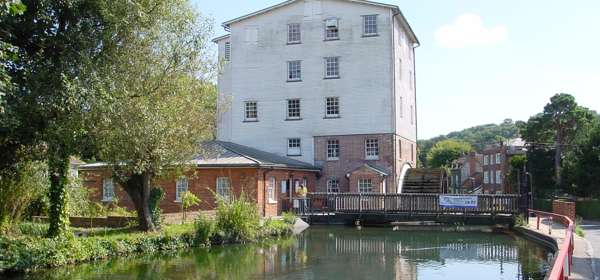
top-left (0, 196), bottom-right (296, 273)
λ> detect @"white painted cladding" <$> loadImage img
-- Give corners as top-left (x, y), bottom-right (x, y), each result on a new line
top-left (216, 0), bottom-right (417, 164)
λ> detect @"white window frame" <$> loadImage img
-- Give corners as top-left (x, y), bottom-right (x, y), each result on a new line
top-left (496, 153), bottom-right (502, 164)
top-left (484, 155), bottom-right (489, 165)
top-left (244, 101), bottom-right (258, 121)
top-left (102, 178), bottom-right (115, 202)
top-left (287, 23), bottom-right (301, 44)
top-left (327, 139), bottom-right (340, 160)
top-left (216, 177), bottom-right (231, 199)
top-left (287, 60), bottom-right (301, 81)
top-left (362, 15), bottom-right (378, 36)
top-left (175, 177), bottom-right (189, 202)
top-left (267, 177), bottom-right (276, 203)
top-left (496, 170), bottom-right (503, 185)
top-left (358, 178), bottom-right (373, 193)
top-left (365, 138), bottom-right (379, 160)
top-left (484, 171), bottom-right (489, 184)
top-left (324, 18), bottom-right (339, 40)
top-left (325, 97), bottom-right (340, 118)
top-left (287, 138), bottom-right (301, 156)
top-left (324, 57), bottom-right (340, 78)
top-left (287, 99), bottom-right (301, 119)
top-left (224, 42), bottom-right (231, 61)
top-left (327, 178), bottom-right (340, 193)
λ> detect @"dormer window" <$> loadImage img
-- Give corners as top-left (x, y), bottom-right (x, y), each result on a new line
top-left (324, 18), bottom-right (339, 40)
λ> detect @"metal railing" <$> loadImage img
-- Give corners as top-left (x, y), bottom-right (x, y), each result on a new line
top-left (528, 209), bottom-right (574, 280)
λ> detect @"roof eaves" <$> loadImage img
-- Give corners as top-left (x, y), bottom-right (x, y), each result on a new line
top-left (222, 0), bottom-right (296, 28)
top-left (211, 34), bottom-right (231, 43)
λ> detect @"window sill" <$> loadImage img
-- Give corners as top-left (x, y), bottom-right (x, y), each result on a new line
top-left (243, 119), bottom-right (259, 123)
top-left (286, 79), bottom-right (302, 83)
top-left (285, 118), bottom-right (302, 121)
top-left (327, 158), bottom-right (339, 161)
top-left (101, 199), bottom-right (114, 203)
top-left (174, 200), bottom-right (182, 203)
top-left (324, 38), bottom-right (340, 41)
top-left (287, 42), bottom-right (301, 45)
top-left (365, 157), bottom-right (379, 161)
top-left (324, 76), bottom-right (340, 80)
top-left (362, 34), bottom-right (379, 38)
top-left (324, 115), bottom-right (340, 119)
top-left (287, 154), bottom-right (302, 157)
top-left (267, 199), bottom-right (278, 204)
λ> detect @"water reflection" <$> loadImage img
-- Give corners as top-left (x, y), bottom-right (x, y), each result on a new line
top-left (14, 227), bottom-right (550, 280)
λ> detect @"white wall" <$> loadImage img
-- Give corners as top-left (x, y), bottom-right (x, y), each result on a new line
top-left (216, 0), bottom-right (416, 164)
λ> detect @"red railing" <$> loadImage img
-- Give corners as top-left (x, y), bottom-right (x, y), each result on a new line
top-left (528, 209), bottom-right (574, 280)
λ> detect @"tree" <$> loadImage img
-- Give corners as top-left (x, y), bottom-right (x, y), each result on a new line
top-left (521, 94), bottom-right (596, 187)
top-left (90, 0), bottom-right (215, 231)
top-left (562, 122), bottom-right (600, 197)
top-left (426, 139), bottom-right (472, 168)
top-left (181, 191), bottom-right (201, 224)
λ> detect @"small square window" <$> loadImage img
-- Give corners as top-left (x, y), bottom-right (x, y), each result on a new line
top-left (362, 15), bottom-right (378, 36)
top-left (365, 138), bottom-right (379, 159)
top-left (325, 97), bottom-right (339, 117)
top-left (244, 101), bottom-right (257, 121)
top-left (288, 138), bottom-right (301, 156)
top-left (324, 18), bottom-right (339, 40)
top-left (358, 178), bottom-right (373, 193)
top-left (287, 99), bottom-right (301, 119)
top-left (287, 60), bottom-right (301, 81)
top-left (287, 23), bottom-right (301, 43)
top-left (324, 57), bottom-right (339, 78)
top-left (327, 139), bottom-right (340, 160)
top-left (327, 178), bottom-right (340, 193)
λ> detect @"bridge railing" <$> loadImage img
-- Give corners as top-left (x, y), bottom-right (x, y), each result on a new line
top-left (293, 193), bottom-right (521, 216)
top-left (528, 209), bottom-right (574, 280)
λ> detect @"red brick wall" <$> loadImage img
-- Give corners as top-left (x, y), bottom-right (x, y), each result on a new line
top-left (81, 167), bottom-right (317, 217)
top-left (257, 169), bottom-right (317, 217)
top-left (553, 200), bottom-right (576, 223)
top-left (348, 169), bottom-right (384, 193)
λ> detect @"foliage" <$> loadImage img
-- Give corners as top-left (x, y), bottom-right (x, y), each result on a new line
top-left (88, 0), bottom-right (216, 231)
top-left (0, 160), bottom-right (48, 231)
top-left (282, 212), bottom-right (297, 225)
top-left (418, 119), bottom-right (519, 167)
top-left (562, 122), bottom-right (600, 197)
top-left (426, 139), bottom-right (472, 168)
top-left (575, 200), bottom-right (600, 220)
top-left (148, 187), bottom-right (165, 228)
top-left (575, 216), bottom-right (585, 237)
top-left (214, 193), bottom-right (261, 243)
top-left (194, 214), bottom-right (216, 246)
top-left (66, 174), bottom-right (106, 218)
top-left (514, 214), bottom-right (526, 227)
top-left (261, 219), bottom-right (293, 237)
top-left (181, 191), bottom-right (201, 224)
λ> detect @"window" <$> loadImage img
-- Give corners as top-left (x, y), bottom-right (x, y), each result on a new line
top-left (358, 179), bottom-right (373, 193)
top-left (365, 138), bottom-right (379, 159)
top-left (362, 15), bottom-right (378, 36)
top-left (398, 140), bottom-right (403, 158)
top-left (244, 101), bottom-right (257, 121)
top-left (324, 18), bottom-right (339, 40)
top-left (496, 171), bottom-right (503, 184)
top-left (287, 99), bottom-right (301, 119)
top-left (267, 177), bottom-right (276, 203)
top-left (325, 97), bottom-right (339, 117)
top-left (324, 57), bottom-right (339, 78)
top-left (287, 23), bottom-right (301, 44)
top-left (327, 178), bottom-right (340, 193)
top-left (175, 177), bottom-right (188, 202)
top-left (410, 105), bottom-right (414, 125)
top-left (484, 171), bottom-right (489, 184)
top-left (484, 155), bottom-right (489, 165)
top-left (224, 42), bottom-right (231, 61)
top-left (102, 178), bottom-right (115, 201)
top-left (287, 60), bottom-right (301, 81)
top-left (327, 139), bottom-right (340, 160)
top-left (288, 138), bottom-right (301, 156)
top-left (216, 177), bottom-right (231, 199)
top-left (496, 153), bottom-right (502, 164)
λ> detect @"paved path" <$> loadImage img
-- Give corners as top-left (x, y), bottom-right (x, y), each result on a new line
top-left (580, 220), bottom-right (600, 280)
top-left (526, 218), bottom-right (596, 280)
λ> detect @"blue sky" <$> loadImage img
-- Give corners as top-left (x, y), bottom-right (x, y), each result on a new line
top-left (191, 0), bottom-right (600, 139)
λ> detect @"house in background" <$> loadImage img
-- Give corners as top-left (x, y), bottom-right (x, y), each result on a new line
top-left (214, 0), bottom-right (419, 194)
top-left (450, 152), bottom-right (483, 193)
top-left (481, 138), bottom-right (526, 194)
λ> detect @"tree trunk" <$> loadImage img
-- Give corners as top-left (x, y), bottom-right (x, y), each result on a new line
top-left (47, 149), bottom-right (70, 237)
top-left (122, 172), bottom-right (156, 231)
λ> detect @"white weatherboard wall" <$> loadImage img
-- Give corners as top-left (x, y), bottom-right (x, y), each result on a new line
top-left (216, 0), bottom-right (417, 164)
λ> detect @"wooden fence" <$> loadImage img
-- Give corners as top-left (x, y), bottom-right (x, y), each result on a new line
top-left (294, 193), bottom-right (521, 216)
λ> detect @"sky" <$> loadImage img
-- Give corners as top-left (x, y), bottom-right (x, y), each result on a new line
top-left (191, 0), bottom-right (600, 139)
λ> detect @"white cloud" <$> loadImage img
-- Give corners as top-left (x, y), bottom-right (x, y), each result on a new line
top-left (435, 13), bottom-right (508, 48)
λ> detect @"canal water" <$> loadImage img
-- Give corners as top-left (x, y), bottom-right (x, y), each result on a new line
top-left (13, 226), bottom-right (552, 280)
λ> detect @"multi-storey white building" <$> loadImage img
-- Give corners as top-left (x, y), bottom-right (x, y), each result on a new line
top-left (214, 0), bottom-right (419, 193)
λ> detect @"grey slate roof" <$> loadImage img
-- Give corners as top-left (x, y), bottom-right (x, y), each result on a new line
top-left (349, 162), bottom-right (391, 176)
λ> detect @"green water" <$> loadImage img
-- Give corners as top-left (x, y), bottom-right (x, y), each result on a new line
top-left (11, 226), bottom-right (551, 280)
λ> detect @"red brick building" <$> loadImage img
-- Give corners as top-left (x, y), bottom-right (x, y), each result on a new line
top-left (481, 138), bottom-right (526, 194)
top-left (80, 141), bottom-right (319, 217)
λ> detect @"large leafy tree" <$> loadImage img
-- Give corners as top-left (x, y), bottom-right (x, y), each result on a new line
top-left (520, 94), bottom-right (596, 187)
top-left (90, 0), bottom-right (215, 231)
top-left (562, 121), bottom-right (600, 197)
top-left (426, 139), bottom-right (472, 168)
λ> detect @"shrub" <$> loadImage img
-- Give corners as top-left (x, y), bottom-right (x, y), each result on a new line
top-left (215, 193), bottom-right (260, 243)
top-left (181, 191), bottom-right (201, 224)
top-left (282, 212), bottom-right (297, 225)
top-left (261, 219), bottom-right (292, 237)
top-left (148, 187), bottom-right (165, 228)
top-left (194, 214), bottom-right (216, 246)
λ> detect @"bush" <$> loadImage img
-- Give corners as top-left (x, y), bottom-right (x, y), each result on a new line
top-left (282, 212), bottom-right (297, 225)
top-left (194, 214), bottom-right (216, 246)
top-left (576, 200), bottom-right (600, 220)
top-left (148, 187), bottom-right (165, 228)
top-left (215, 193), bottom-right (260, 243)
top-left (261, 219), bottom-right (292, 237)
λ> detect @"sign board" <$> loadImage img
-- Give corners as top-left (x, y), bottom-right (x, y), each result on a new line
top-left (439, 195), bottom-right (478, 208)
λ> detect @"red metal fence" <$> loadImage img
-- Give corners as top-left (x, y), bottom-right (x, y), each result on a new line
top-left (528, 209), bottom-right (574, 280)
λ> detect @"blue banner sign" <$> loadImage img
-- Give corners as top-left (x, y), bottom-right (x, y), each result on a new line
top-left (439, 195), bottom-right (478, 208)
